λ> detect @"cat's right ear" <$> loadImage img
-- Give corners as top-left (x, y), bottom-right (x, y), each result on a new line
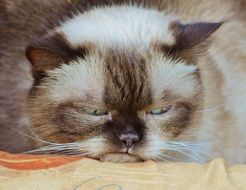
top-left (26, 33), bottom-right (88, 83)
top-left (26, 46), bottom-right (67, 81)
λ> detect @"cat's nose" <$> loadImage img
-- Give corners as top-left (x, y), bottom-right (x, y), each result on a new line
top-left (119, 133), bottom-right (139, 148)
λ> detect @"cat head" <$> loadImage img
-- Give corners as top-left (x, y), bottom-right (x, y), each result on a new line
top-left (26, 6), bottom-right (222, 162)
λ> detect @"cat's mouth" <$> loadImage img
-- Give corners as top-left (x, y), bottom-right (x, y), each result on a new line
top-left (99, 152), bottom-right (143, 163)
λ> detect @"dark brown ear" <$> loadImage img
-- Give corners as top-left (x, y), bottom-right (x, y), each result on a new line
top-left (165, 21), bottom-right (223, 61)
top-left (26, 47), bottom-right (67, 81)
top-left (26, 33), bottom-right (87, 83)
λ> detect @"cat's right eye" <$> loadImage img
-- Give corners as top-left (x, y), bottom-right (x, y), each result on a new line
top-left (85, 109), bottom-right (108, 116)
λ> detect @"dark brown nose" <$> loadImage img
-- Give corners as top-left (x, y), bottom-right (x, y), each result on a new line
top-left (119, 133), bottom-right (139, 148)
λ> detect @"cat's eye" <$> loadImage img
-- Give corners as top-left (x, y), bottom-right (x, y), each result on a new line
top-left (148, 106), bottom-right (171, 115)
top-left (86, 109), bottom-right (108, 116)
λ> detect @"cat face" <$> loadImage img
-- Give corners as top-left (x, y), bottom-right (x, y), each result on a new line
top-left (26, 6), bottom-right (221, 162)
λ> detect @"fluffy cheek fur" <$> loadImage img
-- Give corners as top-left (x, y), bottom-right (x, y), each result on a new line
top-left (137, 100), bottom-right (202, 161)
top-left (27, 94), bottom-right (109, 157)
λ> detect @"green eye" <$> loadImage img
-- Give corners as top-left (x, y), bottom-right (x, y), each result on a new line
top-left (149, 107), bottom-right (171, 115)
top-left (86, 109), bottom-right (108, 116)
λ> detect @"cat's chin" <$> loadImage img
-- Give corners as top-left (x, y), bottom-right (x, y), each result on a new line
top-left (99, 153), bottom-right (143, 163)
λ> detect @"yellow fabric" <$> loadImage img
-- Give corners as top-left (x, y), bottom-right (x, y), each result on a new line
top-left (1, 157), bottom-right (246, 190)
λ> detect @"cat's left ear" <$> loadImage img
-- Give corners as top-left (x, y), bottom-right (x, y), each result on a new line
top-left (164, 21), bottom-right (223, 60)
top-left (26, 33), bottom-right (88, 83)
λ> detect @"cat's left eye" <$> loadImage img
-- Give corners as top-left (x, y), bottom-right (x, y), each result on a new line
top-left (148, 106), bottom-right (171, 115)
top-left (86, 109), bottom-right (108, 116)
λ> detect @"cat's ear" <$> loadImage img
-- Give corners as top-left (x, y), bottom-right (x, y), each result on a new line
top-left (26, 33), bottom-right (87, 82)
top-left (26, 46), bottom-right (67, 81)
top-left (164, 21), bottom-right (223, 61)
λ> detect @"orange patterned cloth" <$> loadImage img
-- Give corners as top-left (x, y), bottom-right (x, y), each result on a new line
top-left (0, 151), bottom-right (80, 170)
top-left (0, 151), bottom-right (246, 190)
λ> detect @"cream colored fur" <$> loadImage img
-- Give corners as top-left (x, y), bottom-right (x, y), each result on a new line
top-left (169, 0), bottom-right (246, 164)
top-left (58, 6), bottom-right (175, 49)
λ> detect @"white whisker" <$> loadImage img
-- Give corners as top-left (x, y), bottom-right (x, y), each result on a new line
top-left (24, 142), bottom-right (90, 156)
top-left (6, 125), bottom-right (58, 146)
top-left (160, 141), bottom-right (211, 163)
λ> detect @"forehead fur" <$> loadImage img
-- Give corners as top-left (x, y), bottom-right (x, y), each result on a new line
top-left (44, 53), bottom-right (104, 102)
top-left (41, 47), bottom-right (198, 106)
top-left (149, 53), bottom-right (199, 99)
top-left (58, 5), bottom-right (175, 50)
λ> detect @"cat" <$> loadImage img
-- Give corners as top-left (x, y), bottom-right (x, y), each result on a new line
top-left (0, 0), bottom-right (245, 163)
